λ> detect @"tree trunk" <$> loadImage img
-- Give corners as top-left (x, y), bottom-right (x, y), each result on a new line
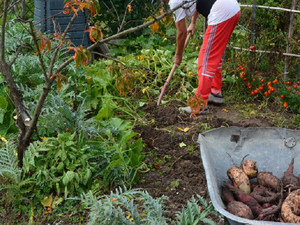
top-left (0, 62), bottom-right (29, 167)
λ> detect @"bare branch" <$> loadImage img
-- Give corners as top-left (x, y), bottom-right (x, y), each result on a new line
top-left (118, 0), bottom-right (135, 33)
top-left (23, 79), bottom-right (53, 142)
top-left (28, 21), bottom-right (49, 81)
top-left (48, 13), bottom-right (78, 77)
top-left (0, 0), bottom-right (22, 18)
top-left (8, 46), bottom-right (22, 67)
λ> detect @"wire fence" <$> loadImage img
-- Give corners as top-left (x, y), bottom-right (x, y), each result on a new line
top-left (235, 0), bottom-right (299, 79)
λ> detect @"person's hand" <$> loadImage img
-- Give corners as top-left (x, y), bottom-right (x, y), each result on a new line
top-left (187, 23), bottom-right (196, 36)
top-left (174, 54), bottom-right (182, 66)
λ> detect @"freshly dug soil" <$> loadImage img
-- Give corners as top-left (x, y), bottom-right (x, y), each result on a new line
top-left (133, 99), bottom-right (289, 224)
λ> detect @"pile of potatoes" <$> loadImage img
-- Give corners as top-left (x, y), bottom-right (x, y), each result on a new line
top-left (221, 158), bottom-right (300, 223)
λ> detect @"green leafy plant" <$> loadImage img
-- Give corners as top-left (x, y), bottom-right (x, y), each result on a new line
top-left (23, 132), bottom-right (94, 198)
top-left (174, 195), bottom-right (223, 225)
top-left (90, 118), bottom-right (146, 188)
top-left (78, 187), bottom-right (170, 225)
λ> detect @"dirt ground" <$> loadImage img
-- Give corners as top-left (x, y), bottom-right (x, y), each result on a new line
top-left (133, 99), bottom-right (288, 224)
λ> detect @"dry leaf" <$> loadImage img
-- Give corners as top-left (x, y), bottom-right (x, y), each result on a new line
top-left (150, 22), bottom-right (159, 34)
top-left (177, 127), bottom-right (190, 132)
top-left (222, 109), bottom-right (229, 113)
top-left (153, 163), bottom-right (163, 169)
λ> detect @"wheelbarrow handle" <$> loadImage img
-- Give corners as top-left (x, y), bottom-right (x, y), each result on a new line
top-left (157, 33), bottom-right (192, 106)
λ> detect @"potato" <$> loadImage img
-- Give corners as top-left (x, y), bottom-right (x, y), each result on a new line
top-left (242, 159), bottom-right (258, 179)
top-left (226, 201), bottom-right (254, 220)
top-left (281, 189), bottom-right (300, 223)
top-left (227, 167), bottom-right (251, 194)
top-left (281, 158), bottom-right (300, 187)
top-left (257, 172), bottom-right (281, 192)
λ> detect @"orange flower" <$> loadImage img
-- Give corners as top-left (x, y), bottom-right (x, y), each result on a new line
top-left (283, 102), bottom-right (288, 108)
top-left (280, 95), bottom-right (284, 98)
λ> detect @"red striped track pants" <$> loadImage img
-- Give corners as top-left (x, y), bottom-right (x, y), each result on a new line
top-left (195, 11), bottom-right (241, 100)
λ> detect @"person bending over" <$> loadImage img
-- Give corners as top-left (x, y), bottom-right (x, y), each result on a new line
top-left (155, 0), bottom-right (240, 115)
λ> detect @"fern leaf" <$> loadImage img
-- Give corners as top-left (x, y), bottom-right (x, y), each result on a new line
top-left (0, 142), bottom-right (21, 184)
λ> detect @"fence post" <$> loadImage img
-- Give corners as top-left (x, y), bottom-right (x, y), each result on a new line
top-left (284, 0), bottom-right (297, 81)
top-left (249, 0), bottom-right (257, 72)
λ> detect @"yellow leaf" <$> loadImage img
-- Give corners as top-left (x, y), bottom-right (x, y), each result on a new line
top-left (142, 86), bottom-right (149, 93)
top-left (0, 135), bottom-right (7, 143)
top-left (177, 127), bottom-right (190, 132)
top-left (222, 109), bottom-right (229, 113)
top-left (41, 193), bottom-right (53, 207)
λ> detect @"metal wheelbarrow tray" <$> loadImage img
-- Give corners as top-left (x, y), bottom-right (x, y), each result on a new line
top-left (198, 126), bottom-right (300, 225)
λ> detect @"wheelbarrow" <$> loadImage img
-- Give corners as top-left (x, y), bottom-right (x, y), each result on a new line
top-left (198, 126), bottom-right (300, 225)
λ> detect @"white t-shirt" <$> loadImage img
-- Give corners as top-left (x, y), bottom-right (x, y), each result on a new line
top-left (169, 0), bottom-right (240, 25)
top-left (168, 0), bottom-right (197, 23)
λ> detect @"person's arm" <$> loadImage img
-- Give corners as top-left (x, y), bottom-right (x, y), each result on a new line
top-left (187, 11), bottom-right (198, 35)
top-left (174, 18), bottom-right (187, 66)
